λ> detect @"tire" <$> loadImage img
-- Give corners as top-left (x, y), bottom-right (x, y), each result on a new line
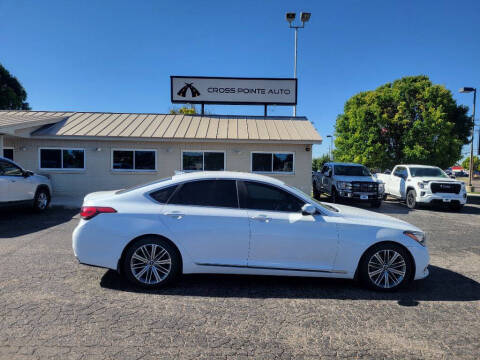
top-left (359, 243), bottom-right (413, 292)
top-left (123, 236), bottom-right (181, 289)
top-left (312, 183), bottom-right (320, 200)
top-left (330, 188), bottom-right (339, 203)
top-left (370, 200), bottom-right (382, 208)
top-left (406, 189), bottom-right (418, 209)
top-left (33, 187), bottom-right (50, 212)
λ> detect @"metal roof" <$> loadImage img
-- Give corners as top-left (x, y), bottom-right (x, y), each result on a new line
top-left (0, 111), bottom-right (322, 143)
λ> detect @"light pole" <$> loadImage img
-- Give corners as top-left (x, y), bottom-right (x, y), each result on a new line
top-left (326, 135), bottom-right (333, 161)
top-left (285, 11), bottom-right (311, 117)
top-left (459, 87), bottom-right (476, 189)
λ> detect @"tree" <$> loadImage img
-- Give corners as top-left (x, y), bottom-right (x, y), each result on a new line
top-left (334, 75), bottom-right (472, 170)
top-left (312, 153), bottom-right (331, 171)
top-left (461, 156), bottom-right (480, 171)
top-left (0, 63), bottom-right (30, 110)
top-left (169, 105), bottom-right (197, 115)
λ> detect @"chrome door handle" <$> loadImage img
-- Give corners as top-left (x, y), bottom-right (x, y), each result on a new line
top-left (251, 215), bottom-right (271, 223)
top-left (165, 212), bottom-right (184, 219)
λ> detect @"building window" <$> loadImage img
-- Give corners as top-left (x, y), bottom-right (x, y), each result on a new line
top-left (3, 148), bottom-right (14, 161)
top-left (251, 152), bottom-right (294, 173)
top-left (39, 148), bottom-right (85, 170)
top-left (112, 149), bottom-right (156, 171)
top-left (182, 151), bottom-right (225, 171)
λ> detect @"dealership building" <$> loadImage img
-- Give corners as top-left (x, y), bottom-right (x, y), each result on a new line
top-left (0, 77), bottom-right (322, 197)
top-left (0, 110), bottom-right (322, 196)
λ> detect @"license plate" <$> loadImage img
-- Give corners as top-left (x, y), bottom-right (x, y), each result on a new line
top-left (360, 195), bottom-right (368, 200)
top-left (443, 198), bottom-right (451, 203)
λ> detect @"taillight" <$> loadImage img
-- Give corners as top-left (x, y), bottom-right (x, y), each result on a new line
top-left (80, 206), bottom-right (117, 220)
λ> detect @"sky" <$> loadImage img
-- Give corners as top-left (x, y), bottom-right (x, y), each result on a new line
top-left (1, 0), bottom-right (479, 158)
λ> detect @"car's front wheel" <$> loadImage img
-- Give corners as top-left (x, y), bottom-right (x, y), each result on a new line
top-left (123, 237), bottom-right (181, 289)
top-left (33, 187), bottom-right (50, 212)
top-left (359, 243), bottom-right (413, 291)
top-left (406, 189), bottom-right (418, 209)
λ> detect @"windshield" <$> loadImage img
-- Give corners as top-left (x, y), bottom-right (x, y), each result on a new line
top-left (287, 186), bottom-right (339, 213)
top-left (409, 167), bottom-right (448, 178)
top-left (116, 177), bottom-right (172, 194)
top-left (334, 165), bottom-right (371, 176)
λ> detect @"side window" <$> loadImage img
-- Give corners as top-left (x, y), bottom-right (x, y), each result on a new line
top-left (394, 167), bottom-right (403, 177)
top-left (321, 165), bottom-right (328, 174)
top-left (168, 180), bottom-right (238, 208)
top-left (241, 181), bottom-right (305, 212)
top-left (0, 160), bottom-right (23, 176)
top-left (150, 185), bottom-right (178, 204)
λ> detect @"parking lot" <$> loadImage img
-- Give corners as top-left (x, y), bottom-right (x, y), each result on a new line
top-left (0, 199), bottom-right (479, 360)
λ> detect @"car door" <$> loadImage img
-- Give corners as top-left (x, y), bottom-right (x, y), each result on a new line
top-left (160, 179), bottom-right (250, 266)
top-left (239, 180), bottom-right (339, 272)
top-left (0, 159), bottom-right (32, 202)
top-left (390, 167), bottom-right (404, 197)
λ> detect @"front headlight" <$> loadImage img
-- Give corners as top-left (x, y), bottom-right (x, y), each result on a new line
top-left (404, 231), bottom-right (426, 246)
top-left (378, 183), bottom-right (385, 193)
top-left (417, 182), bottom-right (425, 189)
top-left (337, 181), bottom-right (349, 190)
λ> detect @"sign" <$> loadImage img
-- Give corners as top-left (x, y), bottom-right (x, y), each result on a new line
top-left (171, 76), bottom-right (297, 105)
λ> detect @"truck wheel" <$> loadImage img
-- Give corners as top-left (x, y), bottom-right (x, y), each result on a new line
top-left (331, 188), bottom-right (339, 203)
top-left (371, 200), bottom-right (382, 208)
top-left (313, 183), bottom-right (320, 200)
top-left (450, 204), bottom-right (464, 212)
top-left (406, 189), bottom-right (418, 209)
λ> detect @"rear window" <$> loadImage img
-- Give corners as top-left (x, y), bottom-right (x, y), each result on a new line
top-left (115, 177), bottom-right (172, 195)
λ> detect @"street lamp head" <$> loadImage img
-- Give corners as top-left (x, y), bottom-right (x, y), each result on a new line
top-left (459, 87), bottom-right (476, 93)
top-left (300, 12), bottom-right (311, 23)
top-left (286, 12), bottom-right (296, 23)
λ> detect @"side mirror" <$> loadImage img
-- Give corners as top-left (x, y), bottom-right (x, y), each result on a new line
top-left (22, 170), bottom-right (33, 178)
top-left (301, 203), bottom-right (317, 216)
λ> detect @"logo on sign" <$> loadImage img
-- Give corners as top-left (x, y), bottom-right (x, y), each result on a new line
top-left (177, 83), bottom-right (201, 98)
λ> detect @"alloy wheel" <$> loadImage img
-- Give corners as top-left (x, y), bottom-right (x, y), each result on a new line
top-left (37, 192), bottom-right (48, 210)
top-left (130, 244), bottom-right (172, 285)
top-left (367, 250), bottom-right (406, 289)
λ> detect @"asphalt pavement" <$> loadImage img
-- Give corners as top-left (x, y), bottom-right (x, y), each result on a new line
top-left (0, 199), bottom-right (479, 359)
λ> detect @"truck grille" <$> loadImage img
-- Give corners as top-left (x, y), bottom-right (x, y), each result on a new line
top-left (351, 182), bottom-right (378, 193)
top-left (430, 182), bottom-right (461, 194)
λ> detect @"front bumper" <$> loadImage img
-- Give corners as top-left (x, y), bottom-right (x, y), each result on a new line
top-left (416, 191), bottom-right (467, 205)
top-left (337, 191), bottom-right (383, 201)
top-left (408, 244), bottom-right (430, 280)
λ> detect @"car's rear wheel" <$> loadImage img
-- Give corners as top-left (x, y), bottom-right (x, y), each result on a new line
top-left (123, 237), bottom-right (181, 289)
top-left (33, 188), bottom-right (50, 212)
top-left (359, 243), bottom-right (413, 292)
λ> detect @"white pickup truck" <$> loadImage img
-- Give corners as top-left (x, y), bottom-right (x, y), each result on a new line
top-left (376, 164), bottom-right (467, 210)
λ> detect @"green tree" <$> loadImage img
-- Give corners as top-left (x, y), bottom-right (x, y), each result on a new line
top-left (169, 105), bottom-right (197, 115)
top-left (0, 63), bottom-right (30, 110)
top-left (334, 75), bottom-right (472, 170)
top-left (461, 156), bottom-right (480, 171)
top-left (312, 153), bottom-right (331, 171)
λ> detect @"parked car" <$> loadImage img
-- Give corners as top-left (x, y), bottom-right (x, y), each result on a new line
top-left (73, 171), bottom-right (429, 292)
top-left (0, 156), bottom-right (52, 211)
top-left (312, 162), bottom-right (384, 208)
top-left (376, 165), bottom-right (467, 210)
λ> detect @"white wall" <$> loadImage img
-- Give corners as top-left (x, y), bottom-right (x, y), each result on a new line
top-left (4, 137), bottom-right (313, 197)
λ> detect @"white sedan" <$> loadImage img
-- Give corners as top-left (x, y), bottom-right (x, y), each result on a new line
top-left (73, 171), bottom-right (429, 291)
